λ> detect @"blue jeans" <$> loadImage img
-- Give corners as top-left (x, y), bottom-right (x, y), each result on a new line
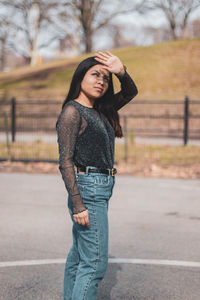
top-left (63, 169), bottom-right (115, 300)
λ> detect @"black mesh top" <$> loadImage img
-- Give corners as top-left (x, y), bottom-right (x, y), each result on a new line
top-left (56, 68), bottom-right (138, 214)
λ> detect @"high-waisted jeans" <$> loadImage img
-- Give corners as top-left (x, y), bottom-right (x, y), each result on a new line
top-left (63, 168), bottom-right (115, 300)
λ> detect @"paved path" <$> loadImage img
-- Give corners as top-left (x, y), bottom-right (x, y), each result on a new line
top-left (0, 132), bottom-right (200, 146)
top-left (0, 173), bottom-right (200, 299)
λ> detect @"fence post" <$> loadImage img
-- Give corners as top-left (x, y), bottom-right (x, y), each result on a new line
top-left (123, 115), bottom-right (128, 163)
top-left (11, 96), bottom-right (16, 142)
top-left (3, 112), bottom-right (11, 160)
top-left (183, 95), bottom-right (189, 146)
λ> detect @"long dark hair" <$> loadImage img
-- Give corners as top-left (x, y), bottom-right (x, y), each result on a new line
top-left (60, 56), bottom-right (123, 137)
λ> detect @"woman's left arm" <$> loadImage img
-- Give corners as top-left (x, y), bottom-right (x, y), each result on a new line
top-left (94, 51), bottom-right (138, 111)
top-left (113, 66), bottom-right (138, 111)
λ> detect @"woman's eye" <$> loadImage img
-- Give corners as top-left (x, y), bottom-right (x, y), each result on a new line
top-left (92, 73), bottom-right (109, 82)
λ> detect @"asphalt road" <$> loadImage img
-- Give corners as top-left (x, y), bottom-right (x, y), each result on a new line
top-left (0, 173), bottom-right (200, 300)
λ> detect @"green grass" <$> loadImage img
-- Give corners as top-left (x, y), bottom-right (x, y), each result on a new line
top-left (0, 38), bottom-right (199, 100)
top-left (115, 143), bottom-right (200, 166)
top-left (0, 141), bottom-right (58, 160)
top-left (1, 141), bottom-right (199, 166)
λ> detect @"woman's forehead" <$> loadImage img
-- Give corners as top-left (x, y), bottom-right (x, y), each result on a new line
top-left (89, 64), bottom-right (109, 76)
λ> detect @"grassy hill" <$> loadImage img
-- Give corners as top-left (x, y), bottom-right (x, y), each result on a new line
top-left (0, 38), bottom-right (199, 101)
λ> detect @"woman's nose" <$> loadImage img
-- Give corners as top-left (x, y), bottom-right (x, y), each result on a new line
top-left (97, 77), bottom-right (104, 85)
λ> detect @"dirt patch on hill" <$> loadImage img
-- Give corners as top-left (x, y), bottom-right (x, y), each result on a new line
top-left (1, 62), bottom-right (77, 85)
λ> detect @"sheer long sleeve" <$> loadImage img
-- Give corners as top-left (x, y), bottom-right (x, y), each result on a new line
top-left (56, 104), bottom-right (87, 215)
top-left (113, 67), bottom-right (138, 111)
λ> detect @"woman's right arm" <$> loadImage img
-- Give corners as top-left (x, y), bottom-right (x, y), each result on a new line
top-left (56, 104), bottom-right (88, 219)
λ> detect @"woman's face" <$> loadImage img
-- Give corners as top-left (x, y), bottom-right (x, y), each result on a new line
top-left (80, 64), bottom-right (110, 100)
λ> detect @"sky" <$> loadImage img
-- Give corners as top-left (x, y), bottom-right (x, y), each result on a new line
top-left (41, 9), bottom-right (169, 57)
top-left (40, 5), bottom-right (200, 58)
top-left (2, 2), bottom-right (199, 59)
top-left (93, 6), bottom-right (200, 51)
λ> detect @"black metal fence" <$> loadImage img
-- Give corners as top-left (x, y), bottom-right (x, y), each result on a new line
top-left (0, 95), bottom-right (199, 162)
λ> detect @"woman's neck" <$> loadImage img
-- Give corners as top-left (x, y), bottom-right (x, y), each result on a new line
top-left (74, 93), bottom-right (95, 108)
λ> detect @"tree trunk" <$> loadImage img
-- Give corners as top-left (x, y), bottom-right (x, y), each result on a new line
top-left (169, 19), bottom-right (178, 40)
top-left (30, 4), bottom-right (40, 66)
top-left (85, 29), bottom-right (92, 53)
top-left (0, 37), bottom-right (6, 71)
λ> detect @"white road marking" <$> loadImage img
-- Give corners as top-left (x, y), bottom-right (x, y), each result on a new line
top-left (109, 258), bottom-right (200, 267)
top-left (0, 258), bottom-right (65, 268)
top-left (1, 258), bottom-right (200, 268)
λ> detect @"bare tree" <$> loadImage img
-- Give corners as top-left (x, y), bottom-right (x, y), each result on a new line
top-left (1, 0), bottom-right (67, 66)
top-left (145, 0), bottom-right (200, 40)
top-left (62, 0), bottom-right (147, 53)
top-left (106, 24), bottom-right (136, 49)
top-left (0, 17), bottom-right (11, 70)
top-left (142, 25), bottom-right (172, 43)
top-left (190, 18), bottom-right (200, 37)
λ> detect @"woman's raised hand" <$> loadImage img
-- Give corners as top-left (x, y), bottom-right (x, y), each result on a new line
top-left (94, 50), bottom-right (125, 76)
top-left (73, 209), bottom-right (90, 227)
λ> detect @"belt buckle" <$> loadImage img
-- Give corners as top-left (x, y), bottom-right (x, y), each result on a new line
top-left (111, 168), bottom-right (114, 176)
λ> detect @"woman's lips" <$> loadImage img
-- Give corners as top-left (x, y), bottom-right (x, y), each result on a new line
top-left (95, 87), bottom-right (103, 92)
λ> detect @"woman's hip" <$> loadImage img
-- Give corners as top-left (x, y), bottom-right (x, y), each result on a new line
top-left (67, 172), bottom-right (115, 216)
top-left (76, 172), bottom-right (115, 202)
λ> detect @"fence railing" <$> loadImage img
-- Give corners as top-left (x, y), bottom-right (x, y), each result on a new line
top-left (0, 95), bottom-right (199, 162)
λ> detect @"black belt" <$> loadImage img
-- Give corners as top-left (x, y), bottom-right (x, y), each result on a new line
top-left (76, 165), bottom-right (117, 176)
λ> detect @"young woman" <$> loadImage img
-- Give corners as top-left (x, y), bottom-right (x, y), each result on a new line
top-left (56, 50), bottom-right (138, 300)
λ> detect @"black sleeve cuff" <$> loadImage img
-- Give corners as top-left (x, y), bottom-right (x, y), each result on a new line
top-left (114, 65), bottom-right (127, 80)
